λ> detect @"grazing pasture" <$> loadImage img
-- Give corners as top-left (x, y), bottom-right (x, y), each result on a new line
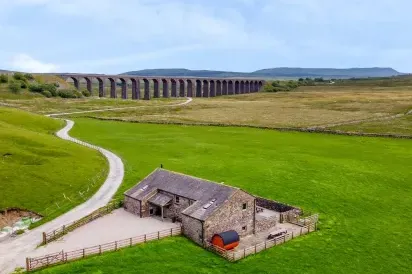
top-left (39, 118), bottom-right (412, 274)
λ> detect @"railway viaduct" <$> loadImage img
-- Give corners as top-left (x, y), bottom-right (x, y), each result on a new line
top-left (56, 74), bottom-right (266, 100)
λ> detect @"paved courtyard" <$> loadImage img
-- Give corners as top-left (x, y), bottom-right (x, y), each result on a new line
top-left (237, 222), bottom-right (303, 249)
top-left (29, 209), bottom-right (180, 258)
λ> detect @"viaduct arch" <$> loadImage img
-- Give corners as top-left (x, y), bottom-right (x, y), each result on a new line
top-left (57, 74), bottom-right (265, 100)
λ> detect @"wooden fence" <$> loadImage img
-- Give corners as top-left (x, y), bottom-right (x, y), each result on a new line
top-left (42, 200), bottom-right (121, 245)
top-left (206, 222), bottom-right (317, 261)
top-left (28, 226), bottom-right (182, 272)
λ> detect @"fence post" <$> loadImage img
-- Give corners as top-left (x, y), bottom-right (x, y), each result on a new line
top-left (274, 237), bottom-right (277, 245)
top-left (130, 237), bottom-right (132, 247)
top-left (115, 241), bottom-right (118, 251)
top-left (43, 232), bottom-right (47, 245)
top-left (83, 248), bottom-right (85, 258)
top-left (244, 248), bottom-right (246, 258)
top-left (292, 231), bottom-right (294, 239)
top-left (265, 241), bottom-right (267, 249)
top-left (144, 234), bottom-right (147, 243)
top-left (255, 245), bottom-right (257, 254)
top-left (158, 231), bottom-right (160, 239)
top-left (99, 245), bottom-right (102, 255)
top-left (170, 228), bottom-right (173, 236)
top-left (62, 225), bottom-right (65, 235)
top-left (26, 258), bottom-right (30, 272)
top-left (300, 227), bottom-right (302, 235)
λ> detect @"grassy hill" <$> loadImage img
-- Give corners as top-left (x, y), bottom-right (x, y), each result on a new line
top-left (38, 118), bottom-right (412, 274)
top-left (123, 67), bottom-right (404, 79)
top-left (0, 107), bottom-right (108, 225)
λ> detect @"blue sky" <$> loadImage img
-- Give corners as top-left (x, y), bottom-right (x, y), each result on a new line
top-left (0, 0), bottom-right (411, 73)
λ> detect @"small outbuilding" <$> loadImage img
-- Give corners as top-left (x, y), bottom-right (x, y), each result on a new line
top-left (211, 230), bottom-right (240, 250)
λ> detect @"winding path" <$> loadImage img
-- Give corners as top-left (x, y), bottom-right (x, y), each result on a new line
top-left (0, 97), bottom-right (192, 274)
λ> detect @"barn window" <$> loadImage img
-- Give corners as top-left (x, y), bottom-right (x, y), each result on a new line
top-left (242, 203), bottom-right (247, 210)
top-left (242, 226), bottom-right (247, 231)
top-left (175, 196), bottom-right (180, 204)
top-left (149, 208), bottom-right (154, 215)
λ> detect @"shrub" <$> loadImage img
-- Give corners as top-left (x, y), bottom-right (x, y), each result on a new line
top-left (42, 83), bottom-right (58, 97)
top-left (15, 229), bottom-right (25, 235)
top-left (53, 82), bottom-right (60, 88)
top-left (13, 72), bottom-right (25, 81)
top-left (8, 80), bottom-right (21, 93)
top-left (58, 89), bottom-right (78, 98)
top-left (19, 81), bottom-right (28, 89)
top-left (0, 74), bottom-right (8, 83)
top-left (74, 90), bottom-right (83, 98)
top-left (24, 73), bottom-right (34, 80)
top-left (41, 90), bottom-right (52, 98)
top-left (28, 83), bottom-right (44, 93)
top-left (81, 89), bottom-right (91, 97)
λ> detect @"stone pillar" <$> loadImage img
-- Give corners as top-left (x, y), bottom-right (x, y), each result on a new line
top-left (179, 80), bottom-right (185, 97)
top-left (210, 80), bottom-right (215, 97)
top-left (235, 81), bottom-right (240, 94)
top-left (245, 81), bottom-right (250, 93)
top-left (222, 80), bottom-right (228, 95)
top-left (120, 78), bottom-right (127, 99)
top-left (162, 79), bottom-right (169, 98)
top-left (85, 77), bottom-right (92, 95)
top-left (187, 80), bottom-right (193, 97)
top-left (258, 81), bottom-right (263, 91)
top-left (97, 77), bottom-right (104, 97)
top-left (72, 77), bottom-right (80, 90)
top-left (143, 79), bottom-right (150, 100)
top-left (196, 80), bottom-right (202, 97)
top-left (109, 78), bottom-right (116, 98)
top-left (228, 80), bottom-right (234, 95)
top-left (240, 81), bottom-right (245, 94)
top-left (153, 79), bottom-right (160, 98)
top-left (171, 79), bottom-right (177, 97)
top-left (202, 80), bottom-right (209, 98)
top-left (216, 80), bottom-right (222, 96)
top-left (131, 79), bottom-right (140, 100)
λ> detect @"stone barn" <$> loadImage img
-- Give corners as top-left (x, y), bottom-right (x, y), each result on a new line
top-left (124, 168), bottom-right (300, 246)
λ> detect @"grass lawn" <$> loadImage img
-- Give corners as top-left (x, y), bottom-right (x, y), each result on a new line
top-left (44, 118), bottom-right (412, 274)
top-left (0, 108), bottom-right (108, 225)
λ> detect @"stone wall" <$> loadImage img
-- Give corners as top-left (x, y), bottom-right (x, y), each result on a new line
top-left (182, 215), bottom-right (203, 245)
top-left (159, 190), bottom-right (193, 221)
top-left (124, 196), bottom-right (140, 216)
top-left (255, 215), bottom-right (277, 233)
top-left (256, 196), bottom-right (301, 214)
top-left (204, 190), bottom-right (255, 243)
top-left (140, 189), bottom-right (158, 217)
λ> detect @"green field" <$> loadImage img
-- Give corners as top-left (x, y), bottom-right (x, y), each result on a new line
top-left (0, 108), bottom-right (108, 225)
top-left (35, 118), bottom-right (412, 273)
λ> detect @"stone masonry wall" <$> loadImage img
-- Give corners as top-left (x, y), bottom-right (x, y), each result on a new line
top-left (182, 215), bottom-right (203, 245)
top-left (204, 190), bottom-right (255, 243)
top-left (256, 196), bottom-right (301, 213)
top-left (124, 196), bottom-right (141, 216)
top-left (159, 190), bottom-right (193, 221)
top-left (255, 216), bottom-right (277, 233)
top-left (140, 189), bottom-right (158, 218)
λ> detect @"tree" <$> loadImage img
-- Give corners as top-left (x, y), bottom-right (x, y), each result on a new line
top-left (8, 80), bottom-right (21, 93)
top-left (0, 74), bottom-right (8, 83)
top-left (298, 78), bottom-right (304, 82)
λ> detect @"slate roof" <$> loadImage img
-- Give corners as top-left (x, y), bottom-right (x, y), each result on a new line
top-left (148, 192), bottom-right (173, 207)
top-left (124, 168), bottom-right (238, 221)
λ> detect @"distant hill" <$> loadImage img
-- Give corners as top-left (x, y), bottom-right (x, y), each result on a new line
top-left (122, 67), bottom-right (404, 79)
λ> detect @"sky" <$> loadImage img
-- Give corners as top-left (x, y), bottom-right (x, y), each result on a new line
top-left (0, 0), bottom-right (411, 74)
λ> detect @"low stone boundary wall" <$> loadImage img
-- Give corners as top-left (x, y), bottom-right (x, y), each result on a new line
top-left (27, 226), bottom-right (182, 272)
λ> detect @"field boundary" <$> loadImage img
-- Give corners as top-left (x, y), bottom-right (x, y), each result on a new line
top-left (27, 226), bottom-right (182, 272)
top-left (83, 117), bottom-right (412, 139)
top-left (42, 200), bottom-right (121, 245)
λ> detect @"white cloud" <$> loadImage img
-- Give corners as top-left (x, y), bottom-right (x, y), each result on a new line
top-left (9, 54), bottom-right (58, 73)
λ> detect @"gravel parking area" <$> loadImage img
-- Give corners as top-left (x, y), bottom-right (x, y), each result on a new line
top-left (29, 209), bottom-right (180, 258)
